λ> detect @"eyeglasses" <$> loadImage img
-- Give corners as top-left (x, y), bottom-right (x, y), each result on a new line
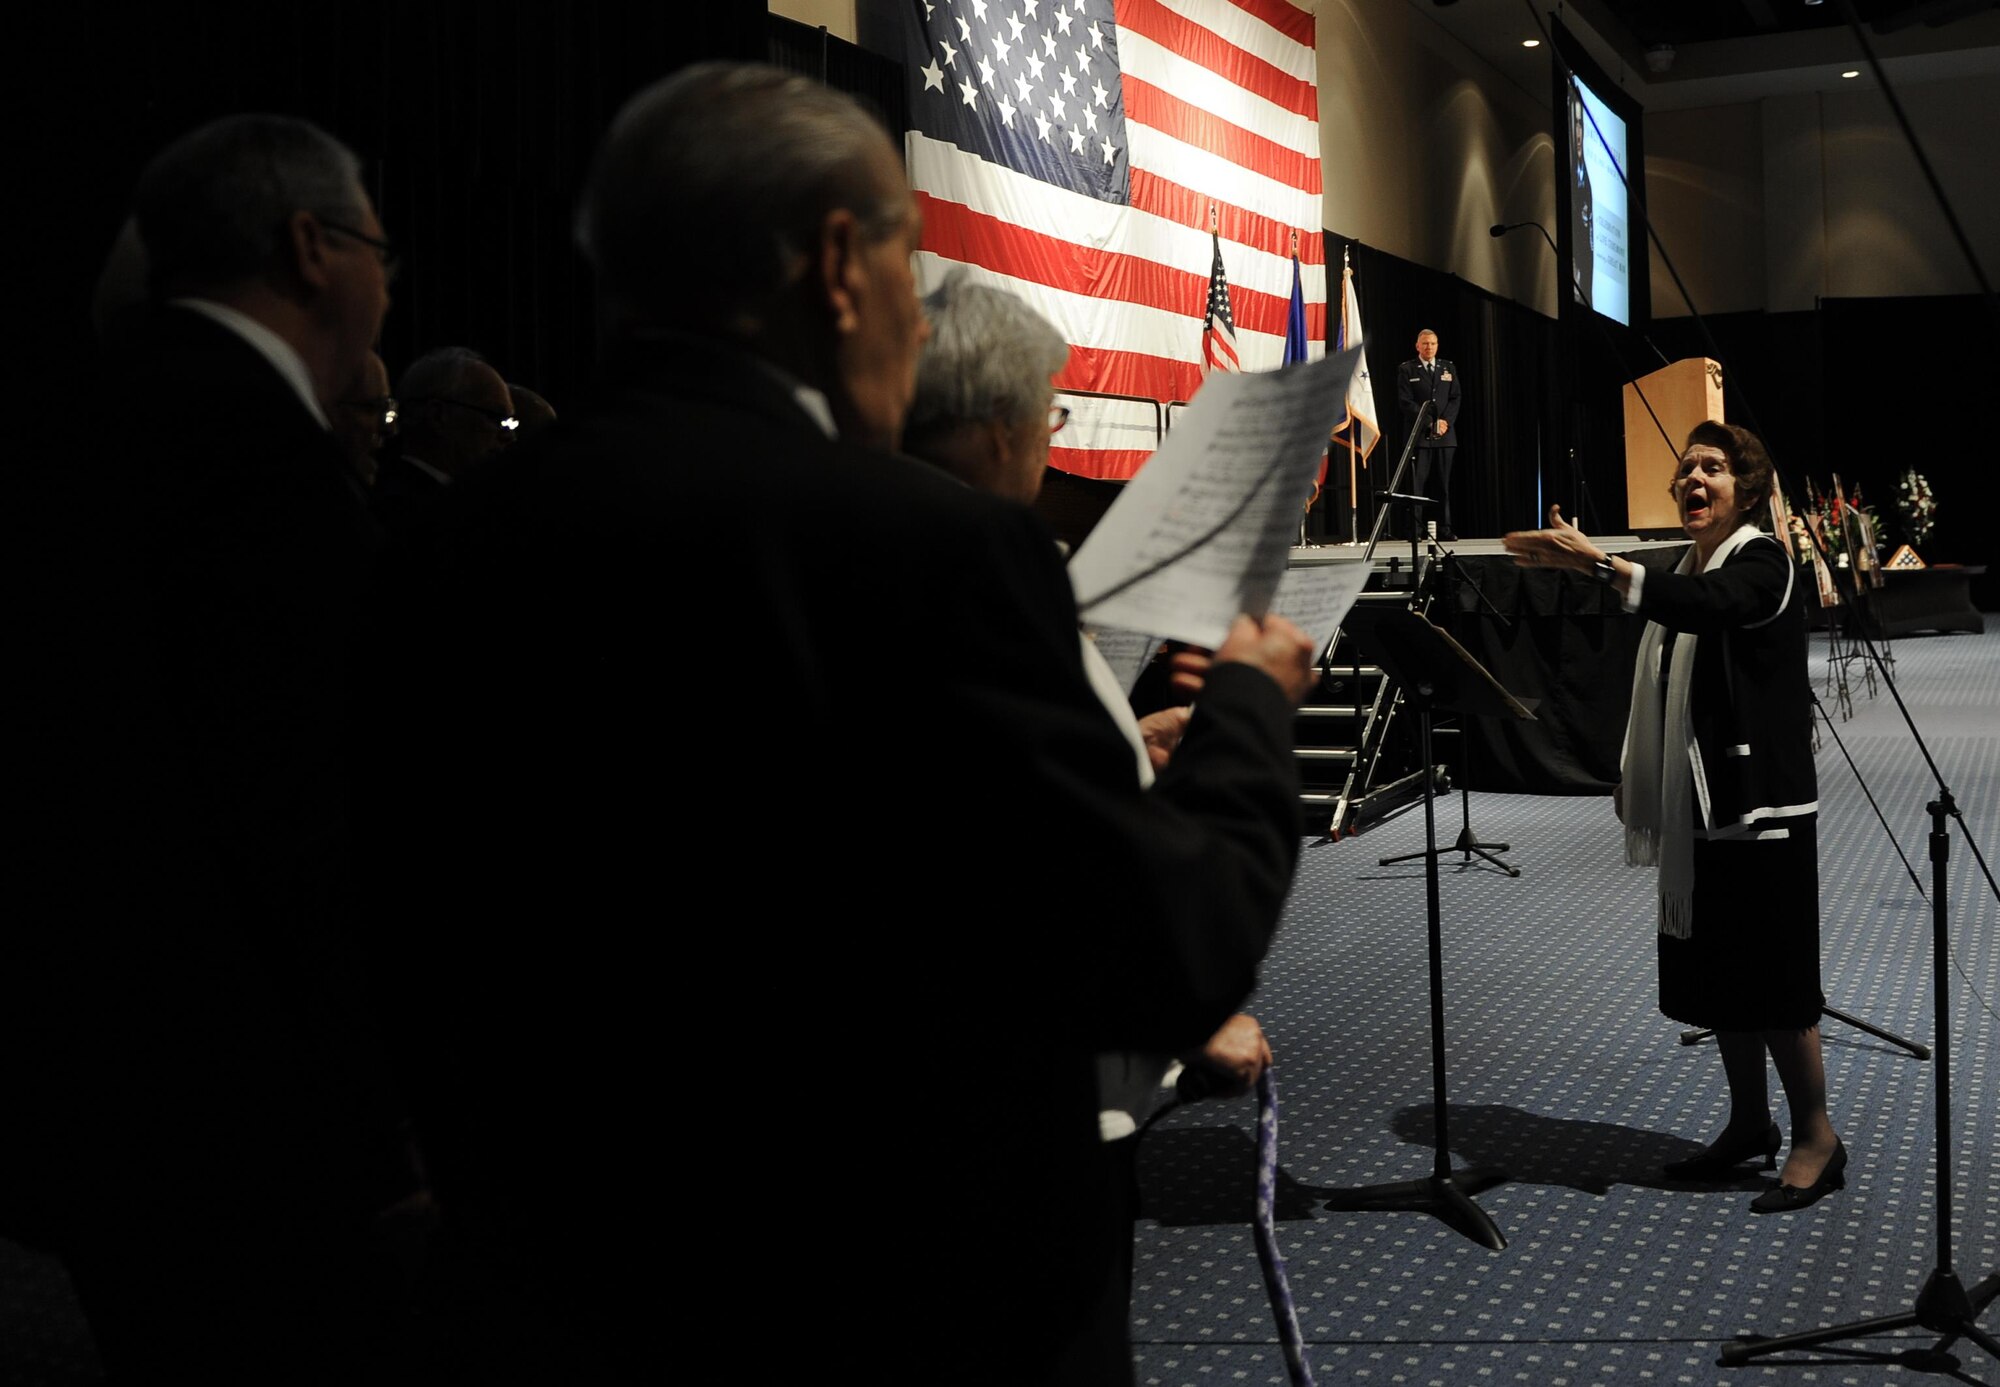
top-left (337, 395), bottom-right (397, 428)
top-left (419, 396), bottom-right (519, 432)
top-left (1048, 405), bottom-right (1072, 436)
top-left (320, 219), bottom-right (402, 283)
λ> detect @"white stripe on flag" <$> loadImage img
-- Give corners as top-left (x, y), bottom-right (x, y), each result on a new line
top-left (1117, 30), bottom-right (1319, 154)
top-left (1145, 0), bottom-right (1318, 84)
top-left (917, 250), bottom-right (1294, 367)
top-left (909, 135), bottom-right (1323, 303)
top-left (1124, 121), bottom-right (1320, 231)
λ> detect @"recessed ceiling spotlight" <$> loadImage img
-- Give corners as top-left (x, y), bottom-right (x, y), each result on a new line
top-left (1805, 0), bottom-right (1824, 6)
top-left (1522, 38), bottom-right (1541, 48)
top-left (1841, 69), bottom-right (1860, 78)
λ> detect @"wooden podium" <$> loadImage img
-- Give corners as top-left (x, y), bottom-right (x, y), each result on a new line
top-left (1624, 358), bottom-right (1722, 530)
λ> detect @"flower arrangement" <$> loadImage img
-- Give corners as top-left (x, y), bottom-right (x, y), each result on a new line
top-left (1896, 468), bottom-right (1938, 549)
top-left (1802, 477), bottom-right (1883, 568)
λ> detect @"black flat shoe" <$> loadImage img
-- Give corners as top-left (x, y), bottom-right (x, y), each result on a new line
top-left (1750, 1140), bottom-right (1847, 1214)
top-left (1662, 1120), bottom-right (1782, 1181)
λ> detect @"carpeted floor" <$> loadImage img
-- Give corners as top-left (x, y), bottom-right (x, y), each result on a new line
top-left (1130, 627), bottom-right (1999, 1385)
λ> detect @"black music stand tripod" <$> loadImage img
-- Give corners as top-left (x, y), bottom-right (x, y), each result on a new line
top-left (1324, 610), bottom-right (1538, 1251)
top-left (1380, 547), bottom-right (1520, 878)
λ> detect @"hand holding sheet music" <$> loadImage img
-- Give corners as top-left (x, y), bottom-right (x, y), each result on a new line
top-left (1068, 347), bottom-right (1363, 648)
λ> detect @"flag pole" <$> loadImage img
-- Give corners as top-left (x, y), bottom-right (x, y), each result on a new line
top-left (1344, 247), bottom-right (1360, 545)
top-left (1348, 433), bottom-right (1359, 545)
top-left (1289, 227), bottom-right (1312, 548)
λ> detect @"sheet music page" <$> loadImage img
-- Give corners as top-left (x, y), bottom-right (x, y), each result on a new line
top-left (1083, 624), bottom-right (1163, 698)
top-left (1268, 559), bottom-right (1373, 655)
top-left (1067, 346), bottom-right (1361, 648)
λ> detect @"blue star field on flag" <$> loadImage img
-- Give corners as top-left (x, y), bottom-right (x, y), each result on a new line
top-left (905, 0), bottom-right (1130, 206)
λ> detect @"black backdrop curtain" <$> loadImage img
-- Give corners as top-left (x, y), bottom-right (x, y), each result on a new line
top-left (35, 3), bottom-right (769, 416)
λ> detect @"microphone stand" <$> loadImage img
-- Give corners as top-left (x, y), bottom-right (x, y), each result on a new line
top-left (1371, 402), bottom-right (1435, 592)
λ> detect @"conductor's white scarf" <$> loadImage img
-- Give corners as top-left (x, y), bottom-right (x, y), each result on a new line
top-left (1621, 524), bottom-right (1761, 938)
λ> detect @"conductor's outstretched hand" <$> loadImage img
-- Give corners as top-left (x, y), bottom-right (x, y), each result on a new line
top-left (1502, 503), bottom-right (1597, 572)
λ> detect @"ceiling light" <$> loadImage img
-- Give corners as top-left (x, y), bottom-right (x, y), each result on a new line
top-left (1841, 69), bottom-right (1860, 78)
top-left (1522, 38), bottom-right (1541, 48)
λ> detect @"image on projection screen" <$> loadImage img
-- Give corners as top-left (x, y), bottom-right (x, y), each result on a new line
top-left (1568, 75), bottom-right (1630, 326)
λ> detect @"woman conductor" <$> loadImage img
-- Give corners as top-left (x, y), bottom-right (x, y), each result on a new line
top-left (1504, 421), bottom-right (1844, 1214)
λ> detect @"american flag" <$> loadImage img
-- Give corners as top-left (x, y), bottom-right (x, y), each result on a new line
top-left (1203, 228), bottom-right (1240, 375)
top-left (899, 0), bottom-right (1324, 480)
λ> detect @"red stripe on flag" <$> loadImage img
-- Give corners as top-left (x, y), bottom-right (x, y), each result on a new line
top-left (1117, 0), bottom-right (1319, 120)
top-left (1204, 329), bottom-right (1240, 375)
top-left (1225, 0), bottom-right (1316, 48)
top-left (1128, 171), bottom-right (1322, 266)
top-left (1050, 446), bottom-right (1155, 481)
top-left (917, 193), bottom-right (1326, 342)
top-left (1123, 77), bottom-right (1322, 196)
top-left (1056, 342), bottom-right (1204, 411)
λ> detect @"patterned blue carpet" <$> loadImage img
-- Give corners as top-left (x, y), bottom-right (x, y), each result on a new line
top-left (1131, 628), bottom-right (2000, 1386)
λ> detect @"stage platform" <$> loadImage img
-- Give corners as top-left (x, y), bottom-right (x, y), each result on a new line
top-left (1286, 535), bottom-right (1691, 570)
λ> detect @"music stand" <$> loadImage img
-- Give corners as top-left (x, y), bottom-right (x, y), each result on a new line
top-left (1383, 491), bottom-right (1434, 581)
top-left (1324, 610), bottom-right (1537, 1250)
top-left (1379, 548), bottom-right (1520, 878)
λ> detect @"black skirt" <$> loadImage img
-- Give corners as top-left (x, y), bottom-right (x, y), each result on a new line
top-left (1657, 818), bottom-right (1824, 1031)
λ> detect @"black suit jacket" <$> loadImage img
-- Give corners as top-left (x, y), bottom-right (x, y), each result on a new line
top-left (370, 336), bottom-right (1304, 1379)
top-left (369, 449), bottom-right (450, 536)
top-left (1398, 357), bottom-right (1462, 450)
top-left (1635, 534), bottom-right (1815, 829)
top-left (14, 306), bottom-right (415, 1370)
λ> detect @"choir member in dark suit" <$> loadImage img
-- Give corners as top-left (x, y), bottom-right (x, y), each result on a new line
top-left (371, 346), bottom-right (516, 535)
top-left (332, 349), bottom-right (395, 490)
top-left (907, 269), bottom-right (1286, 1382)
top-left (20, 114), bottom-right (425, 1382)
top-left (378, 61), bottom-right (1315, 1385)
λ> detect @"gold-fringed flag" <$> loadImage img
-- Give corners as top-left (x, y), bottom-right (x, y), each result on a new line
top-left (1329, 252), bottom-right (1378, 460)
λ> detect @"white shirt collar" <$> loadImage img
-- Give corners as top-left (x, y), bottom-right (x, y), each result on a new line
top-left (734, 350), bottom-right (837, 439)
top-left (169, 297), bottom-right (330, 430)
top-left (790, 382), bottom-right (837, 440)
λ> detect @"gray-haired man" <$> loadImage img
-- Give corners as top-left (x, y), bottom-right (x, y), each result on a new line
top-left (34, 114), bottom-right (420, 1381)
top-left (386, 63), bottom-right (1313, 1383)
